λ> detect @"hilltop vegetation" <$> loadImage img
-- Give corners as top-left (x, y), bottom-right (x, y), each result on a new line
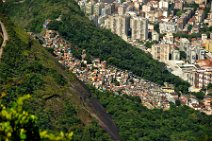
top-left (0, 16), bottom-right (112, 141)
top-left (2, 0), bottom-right (190, 93)
top-left (90, 86), bottom-right (212, 141)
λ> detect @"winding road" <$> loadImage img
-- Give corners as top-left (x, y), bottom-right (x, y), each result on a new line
top-left (0, 21), bottom-right (9, 61)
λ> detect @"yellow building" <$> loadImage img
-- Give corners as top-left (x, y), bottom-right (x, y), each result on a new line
top-left (195, 0), bottom-right (207, 4)
top-left (162, 87), bottom-right (175, 93)
top-left (203, 39), bottom-right (212, 52)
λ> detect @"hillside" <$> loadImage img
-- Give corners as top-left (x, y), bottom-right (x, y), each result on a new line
top-left (2, 0), bottom-right (190, 93)
top-left (0, 2), bottom-right (212, 141)
top-left (90, 86), bottom-right (212, 141)
top-left (0, 16), bottom-right (119, 141)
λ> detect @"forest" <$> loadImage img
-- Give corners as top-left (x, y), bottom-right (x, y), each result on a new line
top-left (90, 86), bottom-right (212, 141)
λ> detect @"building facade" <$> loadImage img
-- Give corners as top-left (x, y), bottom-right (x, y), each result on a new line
top-left (130, 17), bottom-right (148, 41)
top-left (195, 59), bottom-right (212, 88)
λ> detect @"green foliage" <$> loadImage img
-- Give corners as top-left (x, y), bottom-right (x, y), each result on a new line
top-left (145, 41), bottom-right (157, 48)
top-left (174, 32), bottom-right (201, 39)
top-left (207, 83), bottom-right (212, 90)
top-left (0, 95), bottom-right (73, 141)
top-left (204, 6), bottom-right (210, 18)
top-left (192, 92), bottom-right (205, 100)
top-left (184, 2), bottom-right (199, 10)
top-left (188, 24), bottom-right (193, 31)
top-left (200, 26), bottom-right (212, 37)
top-left (3, 0), bottom-right (190, 94)
top-left (180, 51), bottom-right (187, 60)
top-left (154, 23), bottom-right (159, 33)
top-left (175, 99), bottom-right (181, 106)
top-left (176, 10), bottom-right (183, 17)
top-left (91, 87), bottom-right (212, 141)
top-left (0, 16), bottom-right (111, 140)
top-left (2, 0), bottom-right (82, 33)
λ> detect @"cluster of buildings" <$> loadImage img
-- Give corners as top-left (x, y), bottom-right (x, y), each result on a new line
top-left (40, 27), bottom-right (212, 115)
top-left (150, 36), bottom-right (212, 91)
top-left (78, 0), bottom-right (212, 91)
top-left (78, 0), bottom-right (211, 41)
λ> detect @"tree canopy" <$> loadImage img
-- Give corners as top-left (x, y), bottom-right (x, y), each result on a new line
top-left (90, 86), bottom-right (212, 141)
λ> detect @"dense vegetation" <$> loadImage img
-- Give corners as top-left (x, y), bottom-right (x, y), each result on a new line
top-left (90, 86), bottom-right (212, 141)
top-left (0, 95), bottom-right (73, 141)
top-left (0, 16), bottom-right (111, 141)
top-left (2, 0), bottom-right (190, 93)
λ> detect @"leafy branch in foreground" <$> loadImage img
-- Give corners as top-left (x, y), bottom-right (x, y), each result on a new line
top-left (0, 94), bottom-right (73, 141)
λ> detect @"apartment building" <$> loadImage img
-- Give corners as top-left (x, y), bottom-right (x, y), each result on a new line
top-left (130, 17), bottom-right (148, 41)
top-left (203, 39), bottom-right (212, 52)
top-left (104, 14), bottom-right (130, 40)
top-left (159, 22), bottom-right (178, 33)
top-left (151, 44), bottom-right (172, 62)
top-left (195, 59), bottom-right (212, 88)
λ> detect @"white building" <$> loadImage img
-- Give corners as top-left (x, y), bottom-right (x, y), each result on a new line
top-left (85, 1), bottom-right (94, 15)
top-left (159, 0), bottom-right (169, 9)
top-left (152, 31), bottom-right (159, 41)
top-left (130, 17), bottom-right (148, 41)
top-left (159, 22), bottom-right (178, 33)
top-left (103, 14), bottom-right (130, 40)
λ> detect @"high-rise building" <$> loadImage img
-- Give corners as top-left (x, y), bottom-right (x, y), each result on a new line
top-left (194, 59), bottom-right (212, 88)
top-left (151, 44), bottom-right (172, 62)
top-left (104, 14), bottom-right (130, 40)
top-left (85, 1), bottom-right (94, 15)
top-left (78, 1), bottom-right (86, 13)
top-left (130, 17), bottom-right (148, 41)
top-left (93, 2), bottom-right (104, 16)
top-left (159, 22), bottom-right (178, 34)
top-left (152, 31), bottom-right (159, 41)
top-left (159, 0), bottom-right (169, 9)
top-left (203, 39), bottom-right (212, 52)
top-left (101, 4), bottom-right (112, 16)
top-left (118, 4), bottom-right (127, 15)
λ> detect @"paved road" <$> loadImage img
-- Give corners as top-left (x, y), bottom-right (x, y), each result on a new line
top-left (0, 21), bottom-right (9, 61)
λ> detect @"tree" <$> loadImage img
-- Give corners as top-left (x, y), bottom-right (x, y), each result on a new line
top-left (187, 25), bottom-right (192, 31)
top-left (207, 83), bottom-right (212, 90)
top-left (176, 10), bottom-right (182, 17)
top-left (154, 23), bottom-right (159, 33)
top-left (175, 99), bottom-right (181, 106)
top-left (0, 94), bottom-right (73, 141)
top-left (193, 92), bottom-right (205, 100)
top-left (145, 41), bottom-right (155, 48)
top-left (180, 51), bottom-right (187, 60)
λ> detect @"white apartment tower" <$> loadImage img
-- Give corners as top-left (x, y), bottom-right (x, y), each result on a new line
top-left (86, 1), bottom-right (94, 15)
top-left (130, 17), bottom-right (148, 41)
top-left (93, 3), bottom-right (103, 16)
top-left (104, 14), bottom-right (130, 40)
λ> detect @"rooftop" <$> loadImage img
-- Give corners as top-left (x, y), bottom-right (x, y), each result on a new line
top-left (196, 59), bottom-right (212, 68)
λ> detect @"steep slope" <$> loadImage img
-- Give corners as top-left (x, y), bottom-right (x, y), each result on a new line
top-left (2, 0), bottom-right (190, 93)
top-left (0, 16), bottom-right (119, 140)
